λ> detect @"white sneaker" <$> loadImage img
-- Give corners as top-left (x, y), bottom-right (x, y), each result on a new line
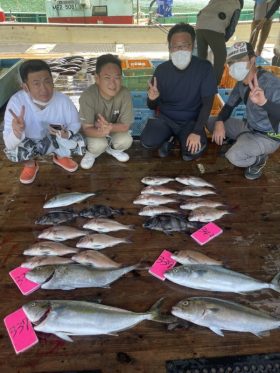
top-left (106, 147), bottom-right (129, 162)
top-left (80, 151), bottom-right (96, 169)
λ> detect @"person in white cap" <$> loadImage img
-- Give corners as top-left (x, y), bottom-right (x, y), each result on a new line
top-left (207, 41), bottom-right (280, 180)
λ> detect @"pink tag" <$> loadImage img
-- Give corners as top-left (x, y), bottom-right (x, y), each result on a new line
top-left (149, 249), bottom-right (177, 281)
top-left (191, 222), bottom-right (223, 245)
top-left (4, 307), bottom-right (39, 354)
top-left (9, 267), bottom-right (40, 295)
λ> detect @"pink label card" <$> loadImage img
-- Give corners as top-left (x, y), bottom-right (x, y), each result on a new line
top-left (149, 249), bottom-right (177, 281)
top-left (9, 267), bottom-right (41, 295)
top-left (191, 222), bottom-right (223, 246)
top-left (4, 307), bottom-right (39, 354)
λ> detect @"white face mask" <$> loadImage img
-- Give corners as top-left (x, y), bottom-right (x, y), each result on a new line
top-left (229, 61), bottom-right (250, 81)
top-left (32, 98), bottom-right (51, 107)
top-left (171, 50), bottom-right (192, 70)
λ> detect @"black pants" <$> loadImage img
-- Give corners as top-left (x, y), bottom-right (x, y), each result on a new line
top-left (140, 115), bottom-right (207, 159)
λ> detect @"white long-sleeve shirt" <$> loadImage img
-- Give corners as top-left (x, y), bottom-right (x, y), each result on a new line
top-left (3, 90), bottom-right (81, 150)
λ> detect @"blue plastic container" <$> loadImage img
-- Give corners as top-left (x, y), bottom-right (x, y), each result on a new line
top-left (131, 91), bottom-right (148, 108)
top-left (132, 108), bottom-right (154, 137)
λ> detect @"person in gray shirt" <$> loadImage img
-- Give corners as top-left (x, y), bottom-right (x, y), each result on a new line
top-left (207, 42), bottom-right (280, 180)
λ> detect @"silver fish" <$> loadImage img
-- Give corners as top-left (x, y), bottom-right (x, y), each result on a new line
top-left (38, 226), bottom-right (88, 241)
top-left (141, 186), bottom-right (178, 195)
top-left (23, 298), bottom-right (175, 341)
top-left (188, 207), bottom-right (229, 222)
top-left (171, 250), bottom-right (222, 266)
top-left (44, 192), bottom-right (95, 208)
top-left (180, 198), bottom-right (224, 210)
top-left (35, 210), bottom-right (78, 225)
top-left (178, 187), bottom-right (216, 197)
top-left (164, 265), bottom-right (280, 294)
top-left (25, 263), bottom-right (138, 290)
top-left (133, 195), bottom-right (177, 206)
top-left (76, 233), bottom-right (130, 250)
top-left (172, 297), bottom-right (280, 337)
top-left (83, 218), bottom-right (134, 233)
top-left (141, 176), bottom-right (174, 186)
top-left (175, 176), bottom-right (215, 188)
top-left (139, 206), bottom-right (179, 217)
top-left (79, 205), bottom-right (123, 218)
top-left (143, 214), bottom-right (200, 235)
top-left (24, 241), bottom-right (79, 256)
top-left (21, 256), bottom-right (74, 269)
top-left (72, 250), bottom-right (121, 268)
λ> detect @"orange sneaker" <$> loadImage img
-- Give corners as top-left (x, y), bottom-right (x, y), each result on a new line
top-left (53, 155), bottom-right (78, 172)
top-left (20, 162), bottom-right (39, 184)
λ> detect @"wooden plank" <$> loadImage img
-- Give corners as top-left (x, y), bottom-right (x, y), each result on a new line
top-left (0, 142), bottom-right (280, 373)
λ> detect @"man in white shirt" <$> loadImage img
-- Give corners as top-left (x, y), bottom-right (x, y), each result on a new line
top-left (3, 59), bottom-right (85, 184)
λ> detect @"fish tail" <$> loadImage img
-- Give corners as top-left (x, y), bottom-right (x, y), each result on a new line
top-left (148, 298), bottom-right (177, 324)
top-left (271, 272), bottom-right (280, 293)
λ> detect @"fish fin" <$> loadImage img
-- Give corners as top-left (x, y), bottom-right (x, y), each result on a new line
top-left (210, 327), bottom-right (224, 336)
top-left (271, 272), bottom-right (280, 293)
top-left (102, 285), bottom-right (111, 288)
top-left (149, 298), bottom-right (177, 324)
top-left (55, 332), bottom-right (74, 342)
top-left (107, 332), bottom-right (119, 336)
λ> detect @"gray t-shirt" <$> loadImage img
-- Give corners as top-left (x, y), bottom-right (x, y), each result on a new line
top-left (79, 84), bottom-right (133, 127)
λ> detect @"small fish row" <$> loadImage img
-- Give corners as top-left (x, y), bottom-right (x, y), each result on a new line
top-left (139, 176), bottom-right (231, 223)
top-left (22, 241), bottom-right (123, 270)
top-left (141, 176), bottom-right (215, 188)
top-left (36, 224), bottom-right (131, 250)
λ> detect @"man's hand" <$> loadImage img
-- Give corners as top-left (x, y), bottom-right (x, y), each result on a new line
top-left (186, 133), bottom-right (201, 154)
top-left (95, 114), bottom-right (112, 136)
top-left (212, 121), bottom-right (226, 145)
top-left (148, 77), bottom-right (160, 101)
top-left (249, 73), bottom-right (267, 106)
top-left (9, 106), bottom-right (25, 139)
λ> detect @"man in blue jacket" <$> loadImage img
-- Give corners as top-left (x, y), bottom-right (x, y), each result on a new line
top-left (141, 23), bottom-right (217, 161)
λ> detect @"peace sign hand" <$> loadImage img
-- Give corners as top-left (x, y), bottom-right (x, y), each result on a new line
top-left (9, 106), bottom-right (25, 139)
top-left (148, 76), bottom-right (160, 101)
top-left (249, 74), bottom-right (267, 106)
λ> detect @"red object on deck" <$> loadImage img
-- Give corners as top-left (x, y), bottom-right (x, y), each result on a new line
top-left (0, 9), bottom-right (6, 22)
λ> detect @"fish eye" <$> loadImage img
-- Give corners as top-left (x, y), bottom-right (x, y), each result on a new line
top-left (182, 301), bottom-right (189, 306)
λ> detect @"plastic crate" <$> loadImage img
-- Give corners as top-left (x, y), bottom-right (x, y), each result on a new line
top-left (262, 65), bottom-right (280, 78)
top-left (131, 91), bottom-right (148, 108)
top-left (121, 59), bottom-right (153, 70)
top-left (122, 74), bottom-right (152, 91)
top-left (122, 67), bottom-right (154, 77)
top-left (219, 65), bottom-right (237, 88)
top-left (210, 94), bottom-right (224, 116)
top-left (132, 108), bottom-right (154, 136)
top-left (151, 59), bottom-right (166, 69)
top-left (256, 56), bottom-right (270, 66)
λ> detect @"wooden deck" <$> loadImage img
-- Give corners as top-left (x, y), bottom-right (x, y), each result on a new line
top-left (0, 140), bottom-right (280, 373)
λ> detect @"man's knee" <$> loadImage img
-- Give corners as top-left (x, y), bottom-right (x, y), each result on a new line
top-left (112, 133), bottom-right (133, 151)
top-left (87, 138), bottom-right (108, 155)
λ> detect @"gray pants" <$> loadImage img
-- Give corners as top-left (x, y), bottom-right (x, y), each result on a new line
top-left (207, 117), bottom-right (280, 167)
